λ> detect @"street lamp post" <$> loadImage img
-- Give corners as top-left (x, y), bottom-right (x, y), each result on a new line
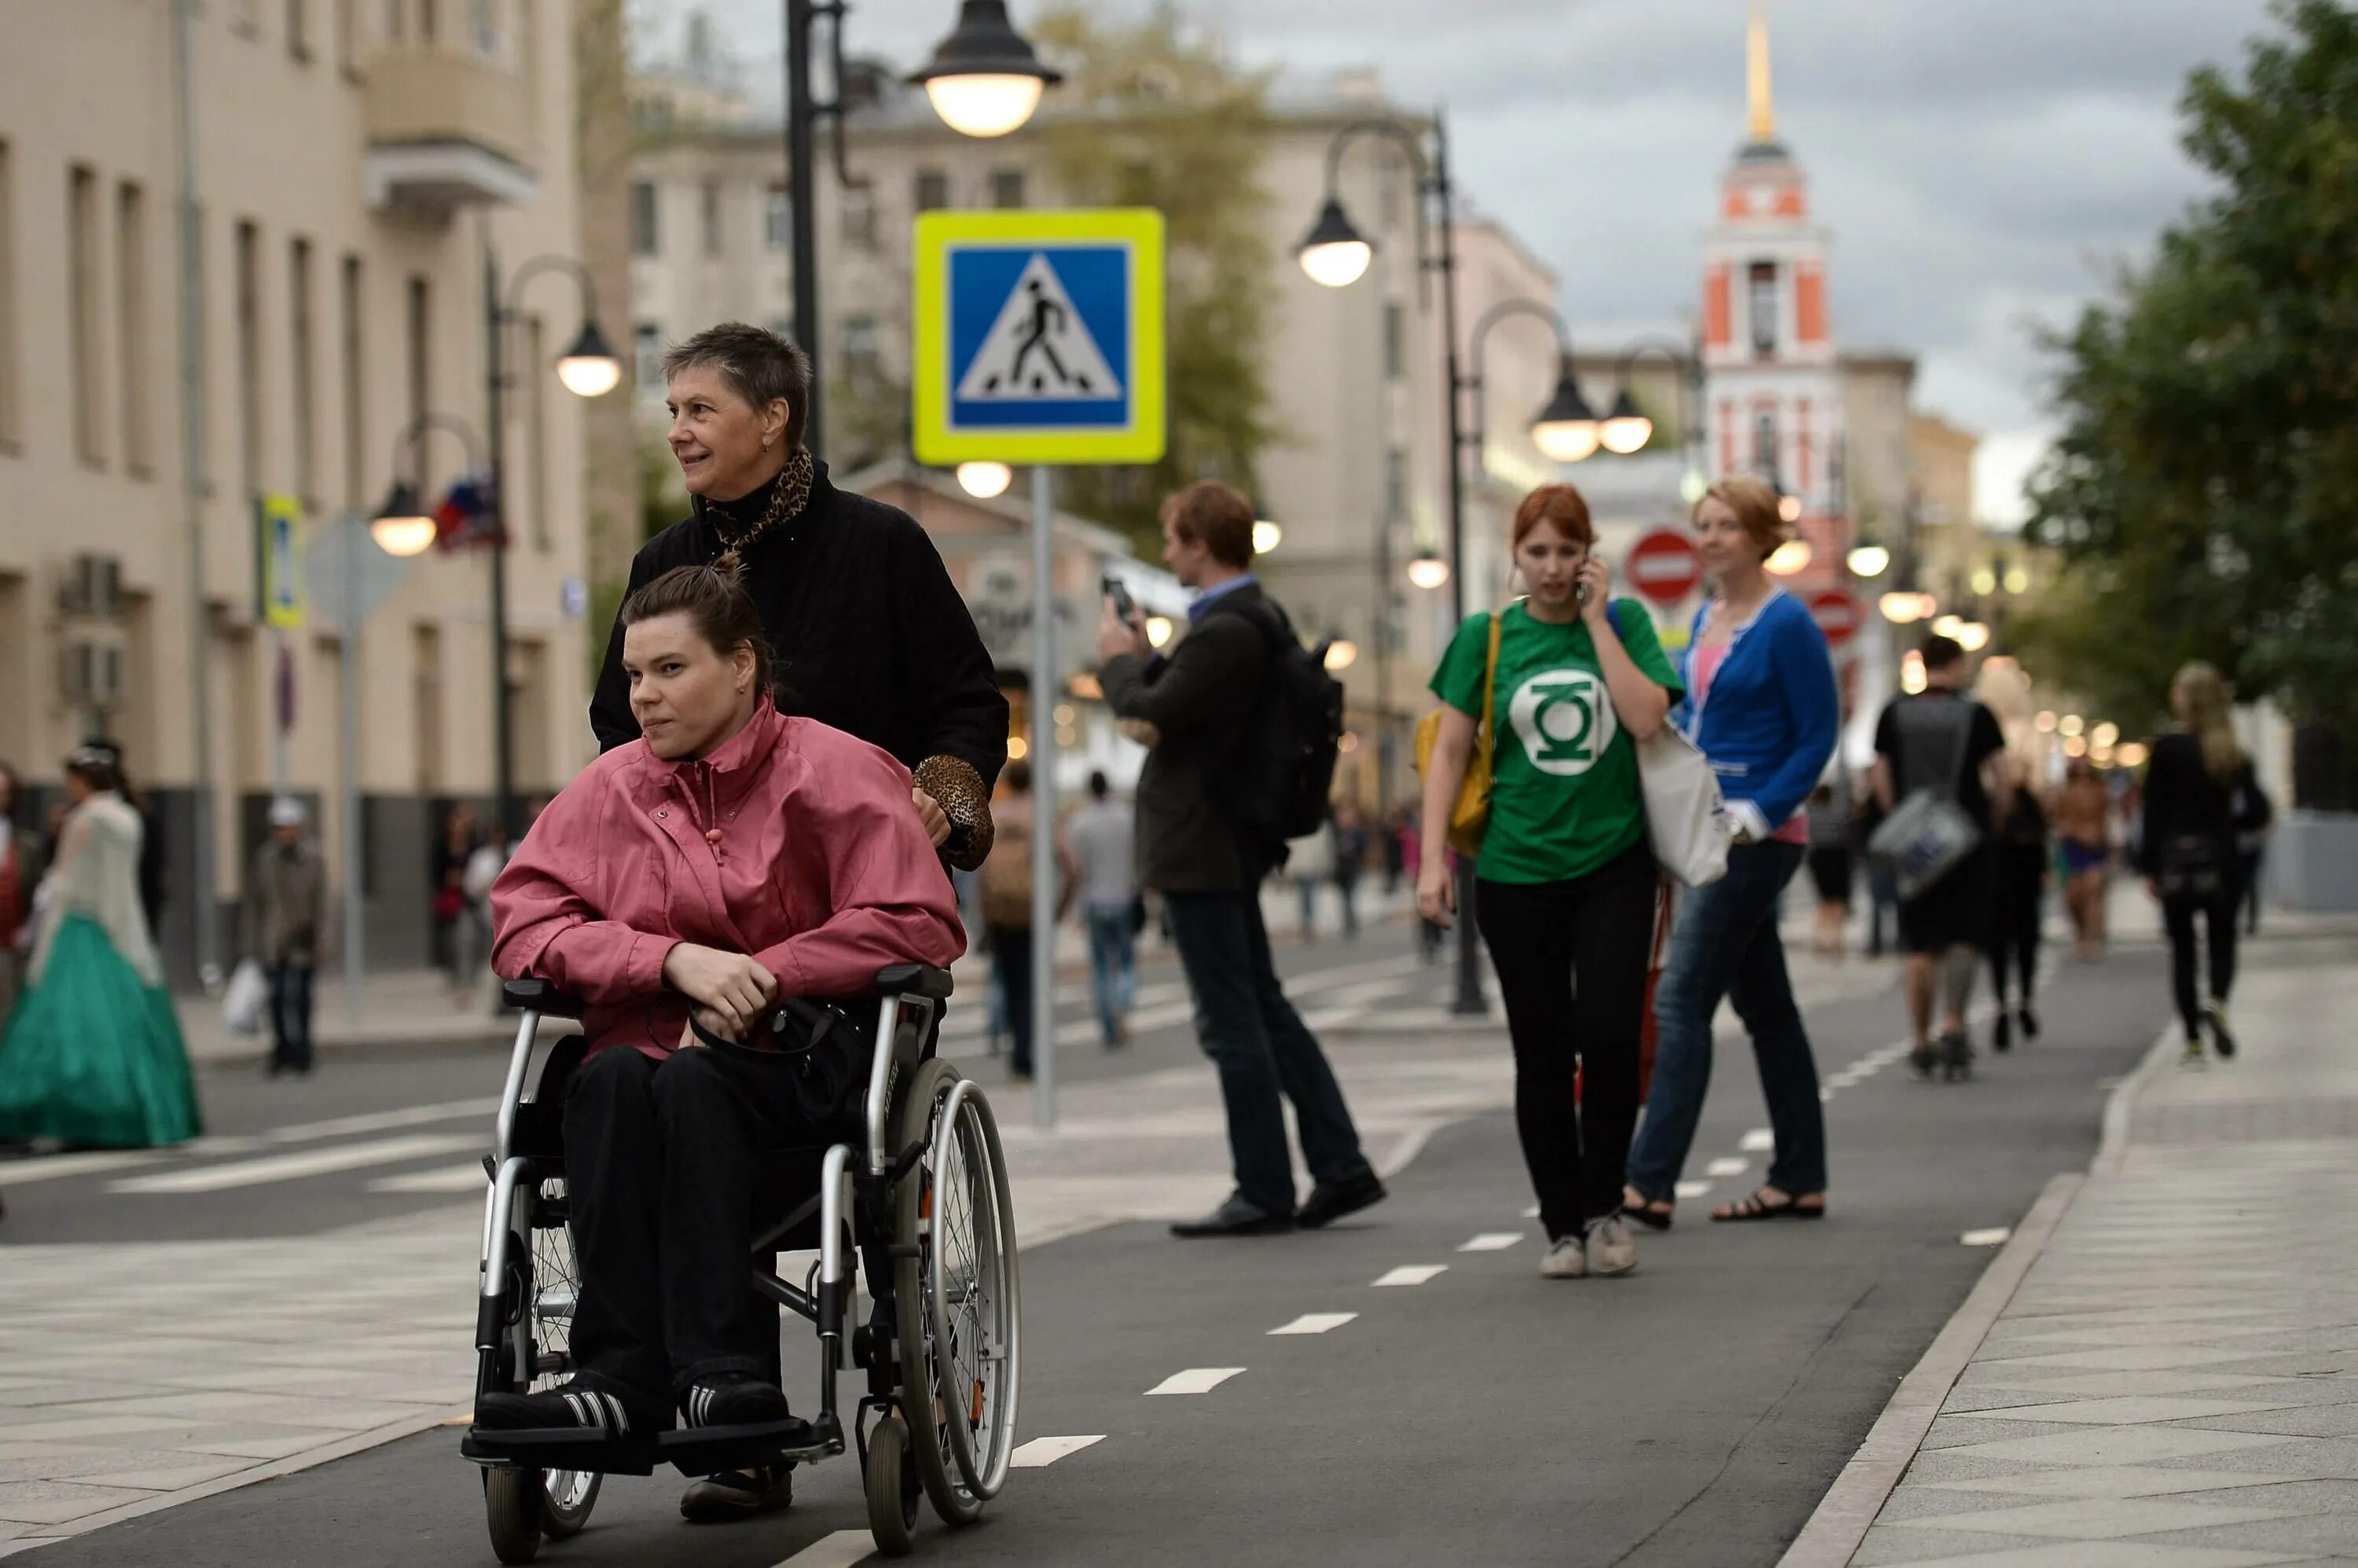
top-left (782, 1), bottom-right (1061, 461)
top-left (481, 251), bottom-right (619, 846)
top-left (1603, 336), bottom-right (1709, 497)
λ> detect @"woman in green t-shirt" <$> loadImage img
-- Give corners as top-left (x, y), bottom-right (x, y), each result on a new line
top-left (1418, 484), bottom-right (1683, 1281)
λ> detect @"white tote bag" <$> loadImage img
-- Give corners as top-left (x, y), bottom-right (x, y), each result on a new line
top-left (221, 957), bottom-right (268, 1037)
top-left (1636, 725), bottom-right (1731, 887)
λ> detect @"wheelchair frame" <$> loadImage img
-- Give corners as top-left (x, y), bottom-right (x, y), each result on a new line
top-left (461, 964), bottom-right (1019, 1562)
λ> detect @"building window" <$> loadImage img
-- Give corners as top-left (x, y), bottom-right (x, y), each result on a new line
top-left (471, 0), bottom-right (498, 57)
top-left (288, 0), bottom-right (311, 60)
top-left (700, 180), bottom-right (722, 257)
top-left (634, 321), bottom-right (663, 395)
top-left (70, 166), bottom-right (105, 467)
top-left (384, 0), bottom-right (402, 42)
top-left (337, 0), bottom-right (359, 75)
top-left (117, 181), bottom-right (152, 476)
top-left (0, 139), bottom-right (17, 451)
top-left (420, 0), bottom-right (439, 42)
top-left (843, 185), bottom-right (877, 248)
top-left (1753, 409), bottom-right (1778, 482)
top-left (764, 182), bottom-right (788, 250)
top-left (630, 181), bottom-right (659, 256)
top-left (340, 254), bottom-right (365, 510)
top-left (913, 168), bottom-right (948, 213)
top-left (525, 314), bottom-right (549, 549)
top-left (990, 169), bottom-right (1025, 209)
top-left (405, 273), bottom-right (430, 480)
top-left (1384, 446), bottom-right (1407, 522)
top-left (1382, 300), bottom-right (1404, 381)
top-left (1747, 259), bottom-right (1778, 358)
top-left (290, 237), bottom-right (315, 505)
top-left (843, 314), bottom-right (880, 388)
top-left (237, 222), bottom-right (264, 494)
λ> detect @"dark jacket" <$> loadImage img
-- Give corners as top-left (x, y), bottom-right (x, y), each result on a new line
top-left (2137, 731), bottom-right (2248, 879)
top-left (1099, 582), bottom-right (1276, 894)
top-left (590, 461), bottom-right (1009, 863)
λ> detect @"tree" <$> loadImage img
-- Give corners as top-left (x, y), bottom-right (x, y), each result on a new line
top-left (1026, 8), bottom-right (1285, 553)
top-left (2018, 0), bottom-right (2358, 769)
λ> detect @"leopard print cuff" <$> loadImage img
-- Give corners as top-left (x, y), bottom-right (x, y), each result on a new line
top-left (913, 755), bottom-right (995, 872)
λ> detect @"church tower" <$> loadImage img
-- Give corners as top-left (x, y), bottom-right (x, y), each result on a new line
top-left (1701, 6), bottom-right (1846, 580)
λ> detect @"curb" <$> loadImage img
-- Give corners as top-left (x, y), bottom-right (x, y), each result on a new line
top-left (1774, 1022), bottom-right (2177, 1568)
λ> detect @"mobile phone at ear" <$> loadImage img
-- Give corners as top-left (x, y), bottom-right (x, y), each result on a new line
top-left (1575, 579), bottom-right (1590, 608)
top-left (1103, 573), bottom-right (1137, 619)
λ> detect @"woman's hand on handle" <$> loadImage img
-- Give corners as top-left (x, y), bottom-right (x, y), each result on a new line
top-left (661, 942), bottom-right (778, 1037)
top-left (1416, 861), bottom-right (1457, 928)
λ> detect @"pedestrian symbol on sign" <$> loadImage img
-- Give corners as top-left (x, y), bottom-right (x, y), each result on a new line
top-left (956, 253), bottom-right (1122, 403)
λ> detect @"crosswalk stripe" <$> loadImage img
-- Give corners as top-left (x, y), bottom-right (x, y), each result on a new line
top-left (1008, 1434), bottom-right (1104, 1467)
top-left (769, 1529), bottom-right (877, 1567)
top-left (0, 1148), bottom-right (166, 1184)
top-left (1706, 1158), bottom-right (1750, 1177)
top-left (1372, 1265), bottom-right (1447, 1287)
top-left (1269, 1313), bottom-right (1357, 1335)
top-left (108, 1133), bottom-right (483, 1194)
top-left (1144, 1367), bottom-right (1244, 1396)
top-left (258, 1098), bottom-right (500, 1145)
top-left (368, 1165), bottom-right (490, 1194)
top-left (1456, 1232), bottom-right (1523, 1252)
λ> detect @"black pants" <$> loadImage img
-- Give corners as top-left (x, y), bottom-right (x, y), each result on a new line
top-left (1986, 845), bottom-right (2045, 1006)
top-left (987, 924), bottom-right (1034, 1076)
top-left (564, 1044), bottom-right (831, 1415)
top-left (267, 960), bottom-right (315, 1071)
top-left (2163, 891), bottom-right (2239, 1040)
top-left (1475, 841), bottom-right (1657, 1242)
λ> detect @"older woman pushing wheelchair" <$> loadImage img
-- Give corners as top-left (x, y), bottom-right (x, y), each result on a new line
top-left (474, 563), bottom-right (964, 1484)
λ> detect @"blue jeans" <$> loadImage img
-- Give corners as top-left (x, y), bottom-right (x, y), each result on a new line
top-left (1626, 840), bottom-right (1827, 1202)
top-left (268, 960), bottom-right (315, 1071)
top-left (1164, 890), bottom-right (1372, 1215)
top-left (1084, 905), bottom-right (1137, 1045)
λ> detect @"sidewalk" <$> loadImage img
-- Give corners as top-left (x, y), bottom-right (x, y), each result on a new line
top-left (1787, 922), bottom-right (2358, 1567)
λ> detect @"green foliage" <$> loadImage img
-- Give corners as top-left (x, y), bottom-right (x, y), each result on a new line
top-left (1026, 7), bottom-right (1285, 554)
top-left (2022, 0), bottom-right (2358, 740)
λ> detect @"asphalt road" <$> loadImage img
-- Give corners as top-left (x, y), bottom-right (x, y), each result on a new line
top-left (10, 943), bottom-right (2170, 1568)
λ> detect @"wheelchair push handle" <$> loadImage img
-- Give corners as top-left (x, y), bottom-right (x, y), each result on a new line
top-left (500, 966), bottom-right (949, 1022)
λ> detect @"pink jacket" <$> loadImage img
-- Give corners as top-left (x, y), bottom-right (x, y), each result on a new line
top-left (491, 700), bottom-right (967, 1061)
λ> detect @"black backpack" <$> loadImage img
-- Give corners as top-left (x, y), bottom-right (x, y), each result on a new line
top-left (1204, 594), bottom-right (1346, 867)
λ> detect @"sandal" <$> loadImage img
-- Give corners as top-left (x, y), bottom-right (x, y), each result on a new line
top-left (1620, 1190), bottom-right (1675, 1232)
top-left (1711, 1187), bottom-right (1826, 1223)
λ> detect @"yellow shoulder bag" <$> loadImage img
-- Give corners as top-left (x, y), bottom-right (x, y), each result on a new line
top-left (1413, 610), bottom-right (1504, 857)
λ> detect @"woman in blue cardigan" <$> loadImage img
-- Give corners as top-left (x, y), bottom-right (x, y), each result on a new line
top-left (1624, 476), bottom-right (1839, 1226)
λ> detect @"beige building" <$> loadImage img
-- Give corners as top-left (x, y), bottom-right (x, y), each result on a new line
top-left (0, 0), bottom-right (604, 980)
top-left (623, 61), bottom-right (1569, 814)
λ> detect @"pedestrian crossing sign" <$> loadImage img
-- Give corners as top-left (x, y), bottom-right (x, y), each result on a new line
top-left (913, 207), bottom-right (1166, 466)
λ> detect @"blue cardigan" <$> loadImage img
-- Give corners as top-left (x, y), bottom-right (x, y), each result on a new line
top-left (1673, 589), bottom-right (1839, 842)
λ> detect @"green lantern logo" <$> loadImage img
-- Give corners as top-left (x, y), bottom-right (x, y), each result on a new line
top-left (1509, 670), bottom-right (1616, 777)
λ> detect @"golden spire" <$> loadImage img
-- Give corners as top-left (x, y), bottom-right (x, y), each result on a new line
top-left (1746, 2), bottom-right (1777, 143)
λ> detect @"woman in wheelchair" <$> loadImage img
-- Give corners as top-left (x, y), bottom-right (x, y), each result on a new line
top-left (476, 563), bottom-right (964, 1476)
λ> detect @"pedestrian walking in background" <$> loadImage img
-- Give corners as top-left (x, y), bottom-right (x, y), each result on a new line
top-left (1380, 804), bottom-right (1408, 895)
top-left (1423, 484), bottom-right (1682, 1277)
top-left (245, 798), bottom-right (326, 1077)
top-left (1285, 817), bottom-right (1334, 942)
top-left (0, 746), bottom-right (200, 1148)
top-left (1624, 476), bottom-right (1838, 1231)
top-left (1099, 479), bottom-right (1384, 1239)
top-left (434, 802), bottom-right (483, 998)
top-left (1064, 769), bottom-right (1139, 1048)
top-left (0, 764), bottom-right (48, 1023)
top-left (1871, 635), bottom-right (2012, 1081)
top-left (1399, 817), bottom-right (1445, 963)
top-left (978, 762), bottom-right (1070, 1084)
top-left (1805, 773), bottom-right (1856, 960)
top-left (1858, 791), bottom-right (1900, 959)
top-left (2056, 758), bottom-right (2112, 959)
top-left (1330, 802), bottom-right (1369, 942)
top-left (1985, 753), bottom-right (2050, 1053)
top-left (2232, 771), bottom-right (2274, 937)
top-left (84, 739), bottom-right (165, 946)
top-left (2139, 662), bottom-right (2255, 1066)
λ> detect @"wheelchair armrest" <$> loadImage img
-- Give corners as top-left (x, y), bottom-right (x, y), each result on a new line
top-left (501, 979), bottom-right (586, 1019)
top-left (872, 963), bottom-right (953, 1001)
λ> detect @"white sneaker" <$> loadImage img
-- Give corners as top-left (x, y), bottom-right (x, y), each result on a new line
top-left (1541, 1235), bottom-right (1587, 1279)
top-left (1585, 1215), bottom-right (1639, 1277)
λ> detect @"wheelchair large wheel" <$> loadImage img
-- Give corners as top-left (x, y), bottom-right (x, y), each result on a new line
top-left (525, 1196), bottom-right (602, 1537)
top-left (891, 1059), bottom-right (1021, 1526)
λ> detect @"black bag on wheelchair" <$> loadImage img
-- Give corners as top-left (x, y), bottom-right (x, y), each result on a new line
top-left (689, 997), bottom-right (876, 1137)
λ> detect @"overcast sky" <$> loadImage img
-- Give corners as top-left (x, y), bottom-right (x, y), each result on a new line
top-left (634, 0), bottom-right (2282, 523)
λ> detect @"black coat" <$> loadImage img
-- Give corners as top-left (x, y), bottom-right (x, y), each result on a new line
top-left (590, 463), bottom-right (1008, 798)
top-left (1098, 582), bottom-right (1278, 894)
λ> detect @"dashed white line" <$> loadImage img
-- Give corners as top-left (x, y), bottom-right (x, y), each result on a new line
top-left (1456, 1232), bottom-right (1524, 1252)
top-left (1705, 1158), bottom-right (1750, 1177)
top-left (1520, 1204), bottom-right (1541, 1219)
top-left (1372, 1265), bottom-right (1447, 1287)
top-left (771, 1529), bottom-right (880, 1568)
top-left (1961, 1227), bottom-right (2013, 1247)
top-left (1009, 1434), bottom-right (1104, 1467)
top-left (1145, 1367), bottom-right (1245, 1396)
top-left (1675, 1181), bottom-right (1713, 1199)
top-left (108, 1133), bottom-right (483, 1194)
top-left (1739, 1129), bottom-right (1774, 1152)
top-left (1269, 1313), bottom-right (1357, 1336)
top-left (368, 1165), bottom-right (489, 1195)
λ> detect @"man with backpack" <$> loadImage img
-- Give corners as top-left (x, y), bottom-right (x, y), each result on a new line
top-left (1096, 479), bottom-right (1383, 1239)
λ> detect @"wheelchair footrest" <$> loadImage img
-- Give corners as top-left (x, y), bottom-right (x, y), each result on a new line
top-left (659, 1413), bottom-right (841, 1478)
top-left (461, 1426), bottom-right (657, 1477)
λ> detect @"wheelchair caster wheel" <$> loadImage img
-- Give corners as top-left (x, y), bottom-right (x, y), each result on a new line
top-left (483, 1467), bottom-right (545, 1565)
top-left (865, 1414), bottom-right (919, 1557)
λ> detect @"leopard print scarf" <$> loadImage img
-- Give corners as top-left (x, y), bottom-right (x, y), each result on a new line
top-left (711, 448), bottom-right (815, 578)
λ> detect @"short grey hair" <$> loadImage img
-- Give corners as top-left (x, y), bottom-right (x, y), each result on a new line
top-left (659, 322), bottom-right (814, 452)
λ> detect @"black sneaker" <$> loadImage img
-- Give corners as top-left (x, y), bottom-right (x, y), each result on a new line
top-left (1909, 1043), bottom-right (1938, 1080)
top-left (1298, 1172), bottom-right (1387, 1230)
top-left (680, 1463), bottom-right (794, 1522)
top-left (1993, 1012), bottom-right (2013, 1054)
top-left (476, 1380), bottom-right (641, 1438)
top-left (2205, 1003), bottom-right (2237, 1059)
top-left (681, 1374), bottom-right (793, 1430)
top-left (2019, 1004), bottom-right (2040, 1041)
top-left (1941, 1029), bottom-right (1974, 1082)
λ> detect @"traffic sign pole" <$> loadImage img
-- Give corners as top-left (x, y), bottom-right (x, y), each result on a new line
top-left (1030, 467), bottom-right (1058, 1133)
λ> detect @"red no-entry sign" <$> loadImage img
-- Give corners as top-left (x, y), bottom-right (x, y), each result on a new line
top-left (1626, 529), bottom-right (1703, 606)
top-left (1809, 589), bottom-right (1863, 648)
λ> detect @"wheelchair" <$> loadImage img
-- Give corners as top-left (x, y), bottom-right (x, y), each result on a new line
top-left (459, 964), bottom-right (1021, 1562)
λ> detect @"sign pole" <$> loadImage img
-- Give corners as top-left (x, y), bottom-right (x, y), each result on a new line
top-left (1030, 466), bottom-right (1059, 1133)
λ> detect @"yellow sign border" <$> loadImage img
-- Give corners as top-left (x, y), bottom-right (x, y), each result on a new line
top-left (912, 207), bottom-right (1166, 467)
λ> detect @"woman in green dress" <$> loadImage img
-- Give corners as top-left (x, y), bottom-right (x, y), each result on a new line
top-left (0, 746), bottom-right (201, 1148)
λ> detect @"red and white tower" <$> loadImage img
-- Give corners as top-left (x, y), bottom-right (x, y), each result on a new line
top-left (1701, 6), bottom-right (1847, 589)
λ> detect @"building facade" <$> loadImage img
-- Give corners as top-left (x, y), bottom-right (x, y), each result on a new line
top-left (0, 0), bottom-right (603, 982)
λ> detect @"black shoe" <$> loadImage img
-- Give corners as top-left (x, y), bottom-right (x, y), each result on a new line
top-left (681, 1375), bottom-right (792, 1430)
top-left (2019, 1004), bottom-right (2040, 1041)
top-left (1942, 1029), bottom-right (1974, 1082)
top-left (1993, 1012), bottom-right (2013, 1054)
top-left (680, 1463), bottom-right (794, 1523)
top-left (2205, 1003), bottom-right (2237, 1059)
top-left (476, 1380), bottom-right (643, 1438)
top-left (1170, 1194), bottom-right (1295, 1238)
top-left (1909, 1043), bottom-right (1938, 1080)
top-left (1297, 1172), bottom-right (1387, 1229)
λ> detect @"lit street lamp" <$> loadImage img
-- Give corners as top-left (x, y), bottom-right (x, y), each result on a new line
top-left (909, 0), bottom-right (1064, 139)
top-left (1530, 361), bottom-right (1602, 463)
top-left (956, 460), bottom-right (1013, 499)
top-left (1847, 544), bottom-right (1891, 578)
top-left (1406, 550), bottom-right (1451, 591)
top-left (371, 414), bottom-right (487, 559)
